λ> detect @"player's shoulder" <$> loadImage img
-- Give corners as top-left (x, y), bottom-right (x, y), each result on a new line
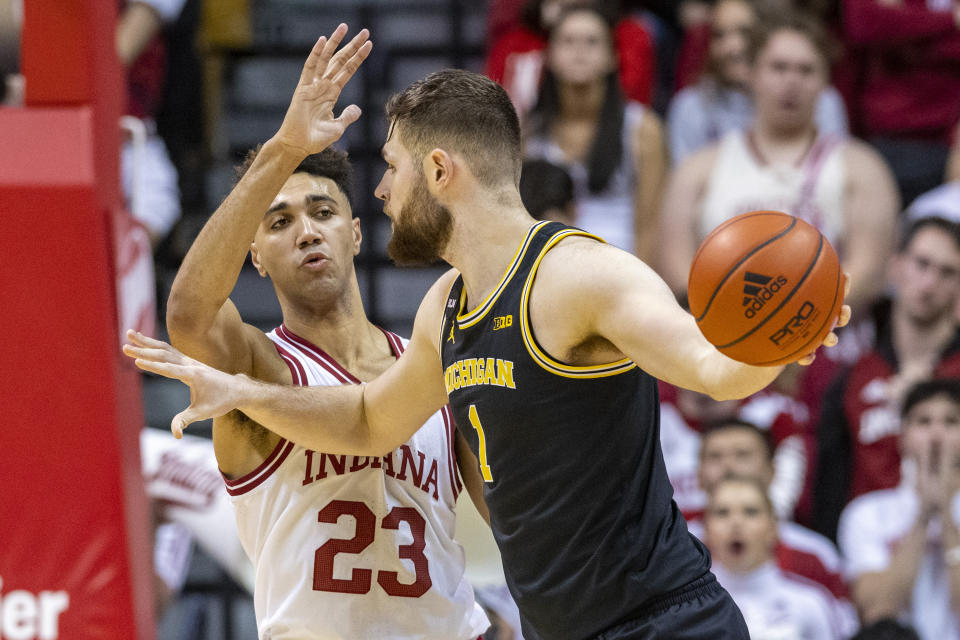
top-left (411, 268), bottom-right (462, 346)
top-left (540, 234), bottom-right (638, 283)
top-left (421, 268), bottom-right (462, 313)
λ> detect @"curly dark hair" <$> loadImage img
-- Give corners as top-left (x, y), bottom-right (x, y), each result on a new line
top-left (234, 145), bottom-right (354, 206)
top-left (385, 69), bottom-right (522, 187)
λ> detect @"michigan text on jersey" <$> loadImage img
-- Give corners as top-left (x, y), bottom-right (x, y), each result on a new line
top-left (444, 357), bottom-right (516, 394)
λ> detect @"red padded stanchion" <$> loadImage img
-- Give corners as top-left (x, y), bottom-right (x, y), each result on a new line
top-left (0, 2), bottom-right (155, 638)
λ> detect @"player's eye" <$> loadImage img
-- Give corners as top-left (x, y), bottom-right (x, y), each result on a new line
top-left (271, 217), bottom-right (288, 230)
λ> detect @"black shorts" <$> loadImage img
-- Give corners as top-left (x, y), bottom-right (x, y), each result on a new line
top-left (593, 573), bottom-right (749, 640)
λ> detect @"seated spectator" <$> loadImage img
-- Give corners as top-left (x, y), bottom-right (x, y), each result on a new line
top-left (814, 217), bottom-right (960, 541)
top-left (686, 418), bottom-right (853, 611)
top-left (522, 4), bottom-right (667, 263)
top-left (659, 9), bottom-right (898, 315)
top-left (840, 0), bottom-right (960, 206)
top-left (839, 379), bottom-right (960, 639)
top-left (667, 0), bottom-right (848, 165)
top-left (518, 158), bottom-right (576, 224)
top-left (704, 475), bottom-right (855, 639)
top-left (486, 0), bottom-right (656, 119)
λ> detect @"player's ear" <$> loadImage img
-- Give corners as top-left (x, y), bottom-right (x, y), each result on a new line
top-left (352, 218), bottom-right (362, 256)
top-left (424, 148), bottom-right (452, 194)
top-left (250, 242), bottom-right (268, 277)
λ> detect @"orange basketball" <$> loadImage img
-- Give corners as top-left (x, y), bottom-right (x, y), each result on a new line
top-left (687, 211), bottom-right (846, 366)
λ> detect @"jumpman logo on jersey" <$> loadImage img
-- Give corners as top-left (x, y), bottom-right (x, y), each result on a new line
top-left (447, 324), bottom-right (456, 344)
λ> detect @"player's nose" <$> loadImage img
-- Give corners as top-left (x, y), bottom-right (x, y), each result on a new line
top-left (374, 172), bottom-right (389, 202)
top-left (295, 215), bottom-right (323, 247)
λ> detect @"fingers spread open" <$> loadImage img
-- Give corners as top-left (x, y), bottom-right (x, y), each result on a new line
top-left (331, 39), bottom-right (372, 88)
top-left (298, 35), bottom-right (328, 84)
top-left (133, 358), bottom-right (191, 382)
top-left (126, 329), bottom-right (171, 350)
top-left (316, 23), bottom-right (350, 77)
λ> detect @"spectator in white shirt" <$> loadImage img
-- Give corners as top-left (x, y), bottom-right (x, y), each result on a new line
top-left (705, 475), bottom-right (852, 639)
top-left (839, 378), bottom-right (960, 640)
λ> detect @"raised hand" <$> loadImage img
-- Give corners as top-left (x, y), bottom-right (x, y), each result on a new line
top-left (123, 330), bottom-right (253, 438)
top-left (274, 24), bottom-right (373, 157)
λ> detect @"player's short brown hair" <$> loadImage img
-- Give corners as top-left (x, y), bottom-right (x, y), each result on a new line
top-left (385, 69), bottom-right (522, 187)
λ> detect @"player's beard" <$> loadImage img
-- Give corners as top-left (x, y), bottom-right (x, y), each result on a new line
top-left (387, 174), bottom-right (453, 266)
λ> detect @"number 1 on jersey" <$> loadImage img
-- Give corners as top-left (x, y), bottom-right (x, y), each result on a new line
top-left (468, 404), bottom-right (494, 482)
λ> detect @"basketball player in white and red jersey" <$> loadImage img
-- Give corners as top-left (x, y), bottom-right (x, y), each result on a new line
top-left (154, 26), bottom-right (488, 639)
top-left (659, 10), bottom-right (898, 316)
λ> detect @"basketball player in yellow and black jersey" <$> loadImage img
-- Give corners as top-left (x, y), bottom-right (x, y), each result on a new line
top-left (125, 22), bottom-right (850, 640)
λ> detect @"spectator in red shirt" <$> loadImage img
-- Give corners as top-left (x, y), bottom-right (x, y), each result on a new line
top-left (813, 216), bottom-right (960, 541)
top-left (840, 0), bottom-right (960, 205)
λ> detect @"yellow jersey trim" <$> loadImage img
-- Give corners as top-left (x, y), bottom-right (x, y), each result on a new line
top-left (456, 221), bottom-right (551, 330)
top-left (520, 229), bottom-right (637, 379)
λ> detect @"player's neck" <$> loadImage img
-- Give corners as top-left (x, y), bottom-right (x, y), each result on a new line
top-left (279, 286), bottom-right (389, 375)
top-left (442, 194), bottom-right (536, 314)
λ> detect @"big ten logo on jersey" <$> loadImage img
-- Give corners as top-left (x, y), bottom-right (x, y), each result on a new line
top-left (492, 315), bottom-right (513, 330)
top-left (302, 445), bottom-right (442, 501)
top-left (0, 577), bottom-right (69, 640)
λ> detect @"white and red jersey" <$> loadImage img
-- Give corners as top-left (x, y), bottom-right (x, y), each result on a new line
top-left (225, 325), bottom-right (489, 640)
top-left (712, 563), bottom-right (854, 640)
top-left (699, 130), bottom-right (847, 249)
top-left (839, 482), bottom-right (960, 640)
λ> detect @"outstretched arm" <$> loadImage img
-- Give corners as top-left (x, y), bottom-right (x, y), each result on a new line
top-left (535, 239), bottom-right (846, 401)
top-left (125, 272), bottom-right (459, 455)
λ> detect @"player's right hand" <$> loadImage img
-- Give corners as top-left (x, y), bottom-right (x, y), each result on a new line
top-left (273, 23), bottom-right (373, 158)
top-left (123, 330), bottom-right (248, 438)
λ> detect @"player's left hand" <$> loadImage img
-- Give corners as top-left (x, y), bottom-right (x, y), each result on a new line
top-left (123, 330), bottom-right (249, 438)
top-left (796, 273), bottom-right (851, 366)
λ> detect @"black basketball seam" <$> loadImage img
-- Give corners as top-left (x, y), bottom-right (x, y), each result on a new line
top-left (715, 232), bottom-right (824, 349)
top-left (695, 216), bottom-right (797, 322)
top-left (752, 255), bottom-right (843, 366)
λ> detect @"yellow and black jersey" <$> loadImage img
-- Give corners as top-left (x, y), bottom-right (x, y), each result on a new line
top-left (440, 221), bottom-right (711, 640)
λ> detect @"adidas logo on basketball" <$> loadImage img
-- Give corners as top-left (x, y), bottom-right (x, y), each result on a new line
top-left (742, 272), bottom-right (788, 318)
